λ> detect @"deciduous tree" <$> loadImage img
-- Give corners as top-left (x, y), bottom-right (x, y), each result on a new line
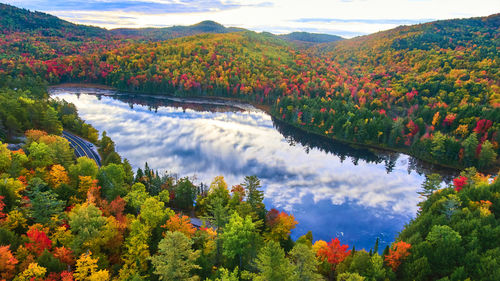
top-left (384, 241), bottom-right (411, 271)
top-left (163, 214), bottom-right (196, 239)
top-left (0, 142), bottom-right (12, 173)
top-left (315, 238), bottom-right (351, 269)
top-left (74, 251), bottom-right (110, 281)
top-left (0, 245), bottom-right (18, 280)
top-left (265, 209), bottom-right (298, 242)
top-left (222, 212), bottom-right (259, 269)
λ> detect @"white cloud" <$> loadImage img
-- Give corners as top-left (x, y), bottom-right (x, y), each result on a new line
top-left (4, 0), bottom-right (500, 37)
top-left (51, 88), bottom-right (424, 217)
top-left (51, 87), bottom-right (432, 249)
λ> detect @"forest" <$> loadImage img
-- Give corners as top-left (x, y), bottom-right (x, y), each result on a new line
top-left (1, 80), bottom-right (499, 280)
top-left (1, 3), bottom-right (498, 171)
top-left (0, 3), bottom-right (499, 280)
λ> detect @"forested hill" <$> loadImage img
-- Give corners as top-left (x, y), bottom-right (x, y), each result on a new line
top-left (0, 3), bottom-right (342, 44)
top-left (0, 3), bottom-right (107, 37)
top-left (111, 21), bottom-right (343, 44)
top-left (111, 20), bottom-right (246, 41)
top-left (323, 13), bottom-right (500, 57)
top-left (0, 3), bottom-right (498, 170)
top-left (278, 31), bottom-right (343, 45)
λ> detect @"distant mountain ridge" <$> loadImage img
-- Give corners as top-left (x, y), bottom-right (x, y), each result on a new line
top-left (112, 21), bottom-right (344, 44)
top-left (0, 3), bottom-right (343, 43)
top-left (278, 32), bottom-right (343, 44)
top-left (111, 20), bottom-right (245, 41)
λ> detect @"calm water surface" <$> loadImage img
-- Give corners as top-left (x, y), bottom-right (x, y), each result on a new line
top-left (51, 87), bottom-right (457, 251)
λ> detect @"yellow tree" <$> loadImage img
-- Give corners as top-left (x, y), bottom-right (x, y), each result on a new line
top-left (265, 210), bottom-right (298, 242)
top-left (77, 176), bottom-right (97, 200)
top-left (47, 164), bottom-right (70, 188)
top-left (74, 251), bottom-right (110, 281)
top-left (13, 262), bottom-right (46, 281)
top-left (25, 130), bottom-right (48, 144)
top-left (0, 142), bottom-right (12, 173)
top-left (118, 219), bottom-right (151, 280)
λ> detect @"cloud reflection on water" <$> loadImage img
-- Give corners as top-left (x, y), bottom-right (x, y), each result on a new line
top-left (53, 90), bottom-right (425, 250)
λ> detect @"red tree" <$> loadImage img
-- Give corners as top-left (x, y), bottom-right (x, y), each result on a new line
top-left (25, 228), bottom-right (52, 255)
top-left (317, 238), bottom-right (351, 268)
top-left (385, 241), bottom-right (411, 271)
top-left (53, 246), bottom-right (74, 266)
top-left (0, 196), bottom-right (6, 221)
top-left (473, 119), bottom-right (492, 135)
top-left (265, 208), bottom-right (280, 228)
top-left (453, 176), bottom-right (467, 192)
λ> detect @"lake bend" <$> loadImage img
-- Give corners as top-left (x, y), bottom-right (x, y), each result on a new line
top-left (51, 87), bottom-right (459, 251)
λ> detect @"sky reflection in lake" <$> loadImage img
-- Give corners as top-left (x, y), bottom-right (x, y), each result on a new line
top-left (52, 88), bottom-right (426, 251)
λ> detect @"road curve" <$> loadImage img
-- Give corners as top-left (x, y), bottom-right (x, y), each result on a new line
top-left (62, 131), bottom-right (102, 167)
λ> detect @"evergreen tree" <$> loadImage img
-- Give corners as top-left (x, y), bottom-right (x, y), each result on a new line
top-left (418, 173), bottom-right (442, 199)
top-left (150, 231), bottom-right (200, 281)
top-left (27, 178), bottom-right (64, 224)
top-left (478, 140), bottom-right (497, 169)
top-left (462, 133), bottom-right (478, 166)
top-left (255, 240), bottom-right (297, 281)
top-left (289, 243), bottom-right (323, 281)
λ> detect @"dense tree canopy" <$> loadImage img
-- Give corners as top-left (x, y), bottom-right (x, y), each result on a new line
top-left (0, 4), bottom-right (498, 280)
top-left (0, 4), bottom-right (497, 171)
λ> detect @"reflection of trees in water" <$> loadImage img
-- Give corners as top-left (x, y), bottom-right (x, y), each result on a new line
top-left (271, 117), bottom-right (459, 181)
top-left (107, 94), bottom-right (244, 114)
top-left (94, 91), bottom-right (459, 181)
top-left (407, 157), bottom-right (458, 182)
top-left (271, 117), bottom-right (391, 167)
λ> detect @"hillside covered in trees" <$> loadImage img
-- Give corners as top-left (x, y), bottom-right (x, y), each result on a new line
top-left (111, 21), bottom-right (246, 41)
top-left (0, 3), bottom-right (499, 280)
top-left (1, 3), bottom-right (497, 171)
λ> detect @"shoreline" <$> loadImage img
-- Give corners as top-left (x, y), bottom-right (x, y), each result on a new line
top-left (50, 83), bottom-right (116, 90)
top-left (49, 83), bottom-right (498, 175)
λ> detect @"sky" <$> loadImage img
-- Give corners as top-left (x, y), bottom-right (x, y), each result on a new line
top-left (3, 0), bottom-right (499, 37)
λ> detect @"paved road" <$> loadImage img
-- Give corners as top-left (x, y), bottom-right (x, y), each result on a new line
top-left (62, 131), bottom-right (101, 167)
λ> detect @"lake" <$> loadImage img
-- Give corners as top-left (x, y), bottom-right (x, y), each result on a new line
top-left (51, 87), bottom-right (457, 251)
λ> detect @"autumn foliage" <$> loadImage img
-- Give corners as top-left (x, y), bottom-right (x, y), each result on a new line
top-left (0, 10), bottom-right (498, 171)
top-left (162, 214), bottom-right (196, 238)
top-left (0, 4), bottom-right (498, 280)
top-left (265, 208), bottom-right (298, 241)
top-left (453, 176), bottom-right (468, 192)
top-left (384, 241), bottom-right (412, 271)
top-left (25, 227), bottom-right (52, 255)
top-left (53, 246), bottom-right (75, 266)
top-left (0, 245), bottom-right (18, 280)
top-left (314, 238), bottom-right (351, 267)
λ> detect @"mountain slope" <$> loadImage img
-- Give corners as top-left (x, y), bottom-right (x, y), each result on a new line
top-left (0, 3), bottom-right (497, 170)
top-left (320, 13), bottom-right (500, 57)
top-left (0, 3), bottom-right (107, 37)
